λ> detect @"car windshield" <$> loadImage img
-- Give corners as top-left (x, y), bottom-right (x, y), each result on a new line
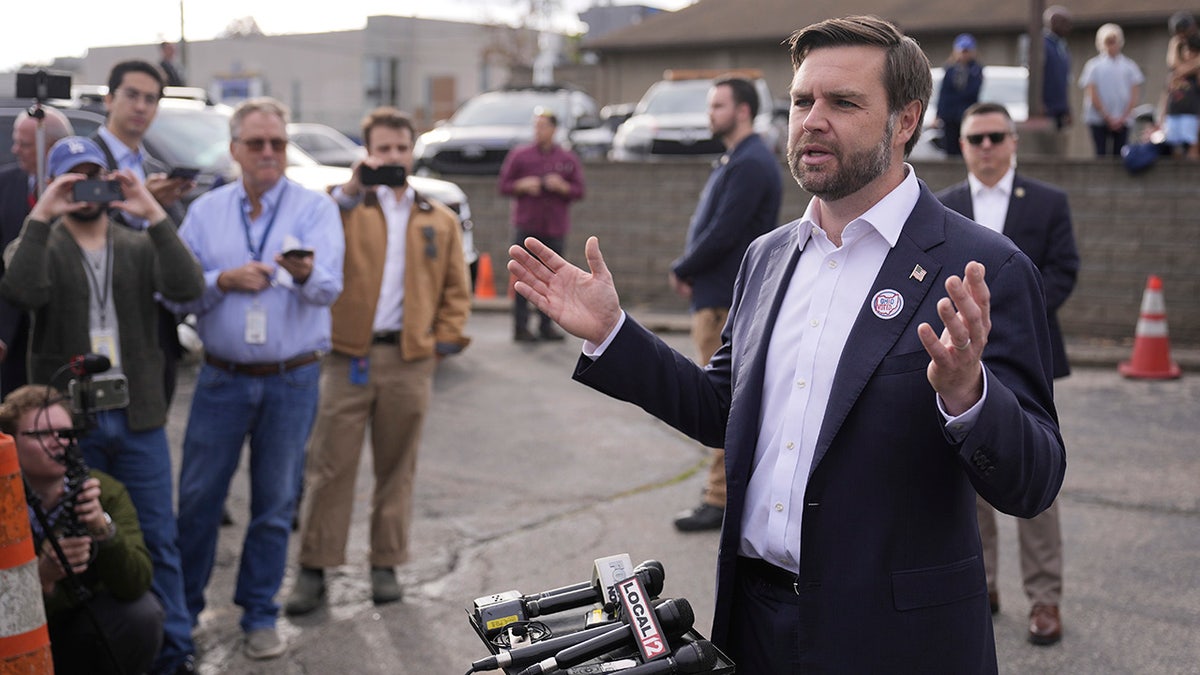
top-left (147, 106), bottom-right (234, 172)
top-left (451, 92), bottom-right (565, 126)
top-left (639, 81), bottom-right (711, 115)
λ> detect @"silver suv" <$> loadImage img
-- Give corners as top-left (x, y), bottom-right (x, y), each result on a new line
top-left (413, 86), bottom-right (600, 175)
top-left (611, 70), bottom-right (786, 162)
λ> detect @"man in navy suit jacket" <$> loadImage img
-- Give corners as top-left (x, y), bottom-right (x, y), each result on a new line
top-left (509, 16), bottom-right (1065, 674)
top-left (937, 101), bottom-right (1080, 647)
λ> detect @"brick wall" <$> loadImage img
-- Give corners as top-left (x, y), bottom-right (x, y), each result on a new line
top-left (458, 158), bottom-right (1200, 347)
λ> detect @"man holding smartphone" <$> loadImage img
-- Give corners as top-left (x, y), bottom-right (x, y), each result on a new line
top-left (285, 106), bottom-right (471, 617)
top-left (171, 98), bottom-right (343, 661)
top-left (0, 135), bottom-right (204, 675)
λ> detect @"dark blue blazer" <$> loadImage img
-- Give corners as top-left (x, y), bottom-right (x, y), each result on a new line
top-left (671, 134), bottom-right (782, 311)
top-left (0, 164), bottom-right (32, 391)
top-left (575, 183), bottom-right (1065, 672)
top-left (936, 174), bottom-right (1080, 378)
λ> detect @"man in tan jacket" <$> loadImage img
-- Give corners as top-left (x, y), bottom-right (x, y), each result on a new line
top-left (286, 107), bottom-right (471, 614)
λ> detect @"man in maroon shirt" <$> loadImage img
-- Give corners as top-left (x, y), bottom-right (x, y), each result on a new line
top-left (498, 109), bottom-right (585, 342)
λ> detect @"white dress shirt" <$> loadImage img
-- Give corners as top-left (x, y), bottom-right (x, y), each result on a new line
top-left (371, 185), bottom-right (413, 332)
top-left (966, 167), bottom-right (1015, 234)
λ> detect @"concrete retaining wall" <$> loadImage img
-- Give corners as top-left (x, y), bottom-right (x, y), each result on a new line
top-left (457, 157), bottom-right (1200, 347)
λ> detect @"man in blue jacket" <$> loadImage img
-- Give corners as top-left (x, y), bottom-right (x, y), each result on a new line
top-left (509, 16), bottom-right (1064, 673)
top-left (669, 76), bottom-right (781, 532)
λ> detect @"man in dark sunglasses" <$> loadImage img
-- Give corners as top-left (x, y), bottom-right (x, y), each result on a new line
top-left (936, 101), bottom-right (1080, 648)
top-left (169, 97), bottom-right (344, 662)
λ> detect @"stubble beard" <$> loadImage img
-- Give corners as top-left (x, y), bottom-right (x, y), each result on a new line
top-left (789, 114), bottom-right (896, 202)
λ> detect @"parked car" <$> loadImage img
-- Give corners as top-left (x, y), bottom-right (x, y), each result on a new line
top-left (2, 93), bottom-right (477, 270)
top-left (910, 65), bottom-right (1029, 160)
top-left (413, 85), bottom-right (600, 175)
top-left (570, 102), bottom-right (635, 160)
top-left (610, 69), bottom-right (787, 162)
top-left (0, 102), bottom-right (105, 166)
top-left (287, 122), bottom-right (366, 167)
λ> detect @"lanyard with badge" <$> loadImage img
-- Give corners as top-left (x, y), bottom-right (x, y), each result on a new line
top-left (240, 182), bottom-right (288, 345)
top-left (81, 230), bottom-right (119, 365)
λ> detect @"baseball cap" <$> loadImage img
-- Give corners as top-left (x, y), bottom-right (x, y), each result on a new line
top-left (47, 136), bottom-right (107, 178)
top-left (954, 33), bottom-right (977, 51)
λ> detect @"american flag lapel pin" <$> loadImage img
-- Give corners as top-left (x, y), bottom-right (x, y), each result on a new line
top-left (910, 264), bottom-right (927, 282)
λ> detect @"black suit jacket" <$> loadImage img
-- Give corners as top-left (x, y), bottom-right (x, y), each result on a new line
top-left (0, 164), bottom-right (32, 392)
top-left (575, 183), bottom-right (1065, 672)
top-left (936, 174), bottom-right (1080, 378)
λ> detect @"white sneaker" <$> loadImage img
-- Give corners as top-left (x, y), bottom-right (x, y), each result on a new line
top-left (244, 627), bottom-right (286, 660)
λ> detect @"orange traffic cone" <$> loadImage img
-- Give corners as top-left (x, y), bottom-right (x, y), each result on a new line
top-left (0, 433), bottom-right (54, 672)
top-left (1118, 275), bottom-right (1181, 379)
top-left (474, 252), bottom-right (497, 299)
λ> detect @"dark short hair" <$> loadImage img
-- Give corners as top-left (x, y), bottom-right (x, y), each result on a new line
top-left (106, 59), bottom-right (165, 96)
top-left (786, 15), bottom-right (932, 155)
top-left (1169, 11), bottom-right (1196, 35)
top-left (713, 77), bottom-right (760, 119)
top-left (963, 101), bottom-right (1017, 133)
top-left (361, 107), bottom-right (416, 149)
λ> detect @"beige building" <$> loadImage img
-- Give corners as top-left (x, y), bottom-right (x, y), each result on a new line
top-left (79, 15), bottom-right (540, 137)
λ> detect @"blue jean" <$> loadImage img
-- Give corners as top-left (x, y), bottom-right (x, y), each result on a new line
top-left (176, 362), bottom-right (319, 633)
top-left (79, 409), bottom-right (194, 670)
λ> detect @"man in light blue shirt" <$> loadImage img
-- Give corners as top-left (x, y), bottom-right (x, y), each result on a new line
top-left (171, 97), bottom-right (343, 661)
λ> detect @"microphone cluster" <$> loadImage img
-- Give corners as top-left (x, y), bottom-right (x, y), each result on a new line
top-left (466, 554), bottom-right (725, 674)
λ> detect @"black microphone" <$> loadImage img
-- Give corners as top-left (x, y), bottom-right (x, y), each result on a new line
top-left (469, 598), bottom-right (691, 673)
top-left (608, 641), bottom-right (717, 674)
top-left (525, 564), bottom-right (664, 618)
top-left (69, 353), bottom-right (112, 376)
top-left (469, 621), bottom-right (628, 673)
top-left (517, 598), bottom-right (694, 675)
top-left (527, 560), bottom-right (664, 605)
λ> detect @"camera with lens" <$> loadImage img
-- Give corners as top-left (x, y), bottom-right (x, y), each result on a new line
top-left (69, 373), bottom-right (130, 414)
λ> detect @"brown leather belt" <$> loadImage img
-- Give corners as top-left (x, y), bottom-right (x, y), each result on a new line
top-left (738, 556), bottom-right (800, 595)
top-left (204, 351), bottom-right (321, 376)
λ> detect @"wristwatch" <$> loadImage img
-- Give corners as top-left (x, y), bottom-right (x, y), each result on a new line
top-left (92, 511), bottom-right (117, 542)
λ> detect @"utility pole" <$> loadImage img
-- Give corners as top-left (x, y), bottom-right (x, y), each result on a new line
top-left (1028, 0), bottom-right (1045, 118)
top-left (179, 0), bottom-right (188, 72)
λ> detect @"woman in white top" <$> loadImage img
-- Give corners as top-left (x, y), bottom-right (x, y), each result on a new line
top-left (1079, 23), bottom-right (1145, 156)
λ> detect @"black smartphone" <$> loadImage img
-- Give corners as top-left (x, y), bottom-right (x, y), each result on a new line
top-left (72, 179), bottom-right (124, 203)
top-left (168, 166), bottom-right (201, 181)
top-left (360, 164), bottom-right (407, 187)
top-left (283, 248), bottom-right (314, 258)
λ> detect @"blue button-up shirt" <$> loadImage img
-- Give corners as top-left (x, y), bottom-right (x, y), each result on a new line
top-left (173, 176), bottom-right (344, 363)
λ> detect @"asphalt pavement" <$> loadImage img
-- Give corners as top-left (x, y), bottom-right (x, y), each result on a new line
top-left (166, 308), bottom-right (1200, 674)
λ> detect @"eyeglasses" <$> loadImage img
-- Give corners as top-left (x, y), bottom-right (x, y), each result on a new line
top-left (964, 132), bottom-right (1011, 146)
top-left (21, 428), bottom-right (76, 442)
top-left (117, 87), bottom-right (161, 106)
top-left (237, 137), bottom-right (288, 153)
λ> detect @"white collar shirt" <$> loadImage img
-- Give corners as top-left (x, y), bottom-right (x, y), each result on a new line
top-left (967, 167), bottom-right (1015, 235)
top-left (373, 185), bottom-right (414, 332)
top-left (739, 167), bottom-right (920, 572)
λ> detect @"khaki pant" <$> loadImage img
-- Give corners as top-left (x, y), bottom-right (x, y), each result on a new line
top-left (692, 307), bottom-right (728, 508)
top-left (298, 346), bottom-right (436, 568)
top-left (975, 494), bottom-right (1063, 605)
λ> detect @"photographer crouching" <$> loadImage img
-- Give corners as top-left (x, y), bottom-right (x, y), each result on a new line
top-left (0, 385), bottom-right (162, 674)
